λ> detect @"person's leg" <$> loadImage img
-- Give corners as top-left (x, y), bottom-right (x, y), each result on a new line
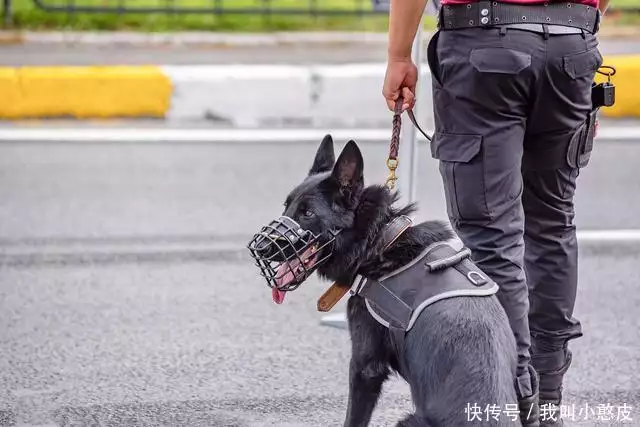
top-left (427, 26), bottom-right (543, 425)
top-left (522, 30), bottom-right (603, 425)
top-left (522, 153), bottom-right (579, 426)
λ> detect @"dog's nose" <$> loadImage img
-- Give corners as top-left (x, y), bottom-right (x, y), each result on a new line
top-left (250, 234), bottom-right (294, 261)
top-left (250, 234), bottom-right (275, 255)
top-left (249, 216), bottom-right (309, 261)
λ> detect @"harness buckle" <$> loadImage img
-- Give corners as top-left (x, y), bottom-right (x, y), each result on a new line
top-left (467, 270), bottom-right (488, 286)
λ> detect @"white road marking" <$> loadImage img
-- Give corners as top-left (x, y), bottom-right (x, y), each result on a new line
top-left (0, 126), bottom-right (639, 142)
top-left (576, 229), bottom-right (640, 242)
top-left (0, 128), bottom-right (394, 143)
top-left (3, 230), bottom-right (638, 258)
top-left (162, 63), bottom-right (389, 78)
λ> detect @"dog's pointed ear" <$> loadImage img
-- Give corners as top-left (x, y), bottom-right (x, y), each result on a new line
top-left (332, 140), bottom-right (364, 193)
top-left (309, 134), bottom-right (335, 175)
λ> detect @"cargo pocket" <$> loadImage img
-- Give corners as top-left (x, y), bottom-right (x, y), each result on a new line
top-left (567, 109), bottom-right (598, 169)
top-left (431, 132), bottom-right (489, 222)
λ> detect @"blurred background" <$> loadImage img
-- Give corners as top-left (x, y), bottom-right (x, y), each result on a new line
top-left (1, 0), bottom-right (639, 31)
top-left (1, 1), bottom-right (639, 426)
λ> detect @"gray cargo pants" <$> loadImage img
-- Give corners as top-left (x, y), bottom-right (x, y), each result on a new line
top-left (426, 25), bottom-right (602, 400)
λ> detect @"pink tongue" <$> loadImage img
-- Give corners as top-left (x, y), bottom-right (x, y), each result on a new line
top-left (271, 259), bottom-right (301, 305)
top-left (272, 287), bottom-right (286, 304)
top-left (275, 261), bottom-right (299, 287)
top-left (270, 247), bottom-right (316, 305)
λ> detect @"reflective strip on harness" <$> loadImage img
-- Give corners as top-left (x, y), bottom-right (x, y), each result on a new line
top-left (365, 299), bottom-right (391, 328)
top-left (404, 284), bottom-right (499, 331)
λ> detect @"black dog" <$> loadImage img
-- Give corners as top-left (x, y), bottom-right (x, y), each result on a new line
top-left (250, 136), bottom-right (521, 426)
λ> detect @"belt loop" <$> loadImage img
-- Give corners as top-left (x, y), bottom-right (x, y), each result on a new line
top-left (542, 23), bottom-right (550, 40)
top-left (580, 28), bottom-right (586, 39)
top-left (478, 0), bottom-right (492, 27)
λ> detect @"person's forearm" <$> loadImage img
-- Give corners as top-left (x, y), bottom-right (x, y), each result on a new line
top-left (387, 0), bottom-right (428, 60)
top-left (599, 0), bottom-right (610, 14)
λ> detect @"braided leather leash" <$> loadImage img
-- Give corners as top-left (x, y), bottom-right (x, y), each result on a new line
top-left (386, 97), bottom-right (433, 190)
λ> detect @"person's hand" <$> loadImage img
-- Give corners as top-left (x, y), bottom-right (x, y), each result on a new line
top-left (383, 57), bottom-right (418, 112)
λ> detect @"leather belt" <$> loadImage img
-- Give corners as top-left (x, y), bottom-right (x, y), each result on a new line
top-left (438, 1), bottom-right (600, 34)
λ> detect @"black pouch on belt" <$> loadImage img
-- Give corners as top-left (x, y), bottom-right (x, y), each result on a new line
top-left (592, 81), bottom-right (616, 108)
top-left (567, 109), bottom-right (598, 169)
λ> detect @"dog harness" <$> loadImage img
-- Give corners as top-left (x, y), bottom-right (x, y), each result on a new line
top-left (349, 221), bottom-right (499, 378)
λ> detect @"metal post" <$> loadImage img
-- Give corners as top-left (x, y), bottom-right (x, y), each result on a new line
top-left (396, 24), bottom-right (423, 207)
top-left (2, 0), bottom-right (11, 27)
top-left (320, 12), bottom-right (425, 331)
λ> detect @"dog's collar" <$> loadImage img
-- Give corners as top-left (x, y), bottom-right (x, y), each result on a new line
top-left (316, 215), bottom-right (413, 312)
top-left (378, 215), bottom-right (414, 253)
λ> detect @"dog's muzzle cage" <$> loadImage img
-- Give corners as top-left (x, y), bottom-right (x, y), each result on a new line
top-left (247, 216), bottom-right (339, 292)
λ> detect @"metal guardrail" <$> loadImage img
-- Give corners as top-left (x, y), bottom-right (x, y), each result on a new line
top-left (1, 0), bottom-right (638, 28)
top-left (0, 0), bottom-right (392, 27)
top-left (23, 0), bottom-right (640, 15)
top-left (29, 0), bottom-right (391, 16)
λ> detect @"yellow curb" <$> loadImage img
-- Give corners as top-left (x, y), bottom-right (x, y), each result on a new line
top-left (0, 66), bottom-right (171, 119)
top-left (596, 55), bottom-right (640, 118)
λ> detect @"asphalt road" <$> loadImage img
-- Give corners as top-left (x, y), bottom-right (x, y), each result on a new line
top-left (0, 37), bottom-right (638, 66)
top-left (1, 137), bottom-right (639, 426)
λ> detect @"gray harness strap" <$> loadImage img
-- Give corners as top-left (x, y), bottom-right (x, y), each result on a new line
top-left (352, 241), bottom-right (499, 378)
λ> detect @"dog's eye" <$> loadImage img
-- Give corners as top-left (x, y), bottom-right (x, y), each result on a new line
top-left (303, 209), bottom-right (315, 218)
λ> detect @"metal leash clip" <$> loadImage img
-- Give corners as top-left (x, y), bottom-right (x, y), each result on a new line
top-left (386, 158), bottom-right (398, 190)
